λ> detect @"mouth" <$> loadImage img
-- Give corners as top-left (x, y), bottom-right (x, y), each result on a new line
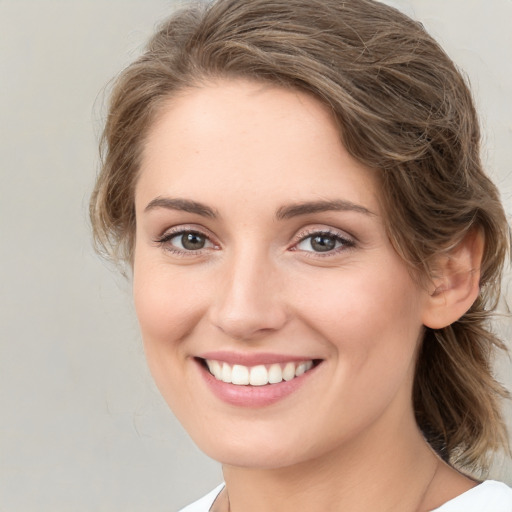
top-left (197, 358), bottom-right (320, 386)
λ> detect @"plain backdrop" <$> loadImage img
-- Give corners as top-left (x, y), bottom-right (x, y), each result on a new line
top-left (1, 1), bottom-right (511, 510)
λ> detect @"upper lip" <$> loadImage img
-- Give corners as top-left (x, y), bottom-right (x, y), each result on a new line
top-left (197, 351), bottom-right (320, 366)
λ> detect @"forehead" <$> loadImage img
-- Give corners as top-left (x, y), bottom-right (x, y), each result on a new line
top-left (137, 79), bottom-right (380, 214)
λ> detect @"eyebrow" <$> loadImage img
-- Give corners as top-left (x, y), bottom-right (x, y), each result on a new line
top-left (275, 199), bottom-right (375, 220)
top-left (144, 197), bottom-right (218, 218)
top-left (144, 197), bottom-right (374, 220)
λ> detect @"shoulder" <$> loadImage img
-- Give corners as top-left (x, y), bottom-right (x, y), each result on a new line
top-left (432, 480), bottom-right (512, 512)
top-left (178, 484), bottom-right (225, 512)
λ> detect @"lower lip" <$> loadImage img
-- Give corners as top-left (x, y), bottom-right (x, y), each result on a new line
top-left (197, 360), bottom-right (319, 407)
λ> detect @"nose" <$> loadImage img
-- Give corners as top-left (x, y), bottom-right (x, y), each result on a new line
top-left (208, 249), bottom-right (288, 341)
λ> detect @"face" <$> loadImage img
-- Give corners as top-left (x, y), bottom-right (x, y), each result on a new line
top-left (133, 80), bottom-right (430, 469)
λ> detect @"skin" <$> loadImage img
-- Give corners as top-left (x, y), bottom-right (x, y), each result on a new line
top-left (133, 80), bottom-right (476, 511)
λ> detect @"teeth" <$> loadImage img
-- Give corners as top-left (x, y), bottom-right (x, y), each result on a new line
top-left (221, 362), bottom-right (232, 383)
top-left (249, 365), bottom-right (268, 386)
top-left (205, 359), bottom-right (315, 386)
top-left (295, 362), bottom-right (307, 377)
top-left (231, 364), bottom-right (249, 385)
top-left (282, 362), bottom-right (295, 381)
top-left (207, 360), bottom-right (222, 380)
top-left (268, 363), bottom-right (283, 384)
top-left (296, 361), bottom-right (313, 377)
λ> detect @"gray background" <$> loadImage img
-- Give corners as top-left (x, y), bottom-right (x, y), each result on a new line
top-left (1, 0), bottom-right (511, 510)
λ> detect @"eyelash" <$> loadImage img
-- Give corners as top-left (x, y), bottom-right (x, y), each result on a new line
top-left (154, 227), bottom-right (355, 257)
top-left (154, 227), bottom-right (218, 256)
top-left (291, 228), bottom-right (356, 257)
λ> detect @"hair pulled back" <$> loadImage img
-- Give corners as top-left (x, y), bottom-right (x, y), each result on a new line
top-left (90, 0), bottom-right (510, 473)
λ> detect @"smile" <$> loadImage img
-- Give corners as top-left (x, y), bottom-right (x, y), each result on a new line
top-left (205, 359), bottom-right (315, 386)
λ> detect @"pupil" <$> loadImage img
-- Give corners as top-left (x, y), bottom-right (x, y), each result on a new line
top-left (182, 233), bottom-right (205, 250)
top-left (311, 235), bottom-right (335, 252)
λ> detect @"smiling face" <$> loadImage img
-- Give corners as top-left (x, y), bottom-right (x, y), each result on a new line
top-left (133, 80), bottom-right (431, 468)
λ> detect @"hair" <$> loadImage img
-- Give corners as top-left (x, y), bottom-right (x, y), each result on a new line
top-left (90, 0), bottom-right (510, 473)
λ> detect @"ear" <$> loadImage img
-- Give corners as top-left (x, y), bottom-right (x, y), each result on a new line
top-left (422, 229), bottom-right (484, 330)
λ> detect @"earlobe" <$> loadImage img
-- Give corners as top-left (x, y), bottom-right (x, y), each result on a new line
top-left (422, 229), bottom-right (484, 330)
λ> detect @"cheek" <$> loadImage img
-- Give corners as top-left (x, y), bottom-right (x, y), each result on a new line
top-left (133, 273), bottom-right (176, 343)
top-left (292, 267), bottom-right (424, 435)
top-left (298, 264), bottom-right (421, 331)
top-left (292, 262), bottom-right (425, 380)
top-left (133, 258), bottom-right (203, 344)
top-left (132, 261), bottom-right (202, 401)
top-left (132, 259), bottom-right (205, 409)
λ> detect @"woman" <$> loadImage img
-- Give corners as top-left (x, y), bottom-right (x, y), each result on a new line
top-left (90, 0), bottom-right (512, 510)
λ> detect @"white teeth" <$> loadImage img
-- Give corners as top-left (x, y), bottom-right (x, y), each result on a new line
top-left (282, 362), bottom-right (296, 381)
top-left (268, 363), bottom-right (283, 384)
top-left (207, 360), bottom-right (222, 380)
top-left (231, 364), bottom-right (250, 385)
top-left (249, 365), bottom-right (268, 386)
top-left (205, 359), bottom-right (315, 386)
top-left (295, 362), bottom-right (307, 377)
top-left (221, 362), bottom-right (232, 383)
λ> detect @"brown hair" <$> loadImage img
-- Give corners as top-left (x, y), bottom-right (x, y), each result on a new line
top-left (90, 0), bottom-right (510, 473)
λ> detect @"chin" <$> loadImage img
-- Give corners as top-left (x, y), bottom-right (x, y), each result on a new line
top-left (187, 423), bottom-right (332, 470)
top-left (203, 443), bottom-right (309, 470)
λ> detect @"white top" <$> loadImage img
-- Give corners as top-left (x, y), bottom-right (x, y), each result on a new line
top-left (178, 484), bottom-right (225, 512)
top-left (432, 480), bottom-right (512, 511)
top-left (178, 481), bottom-right (512, 512)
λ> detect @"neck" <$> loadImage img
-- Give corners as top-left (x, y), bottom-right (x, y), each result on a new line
top-left (221, 414), bottom-right (440, 512)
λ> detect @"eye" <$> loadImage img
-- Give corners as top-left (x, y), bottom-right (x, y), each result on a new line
top-left (155, 229), bottom-right (216, 253)
top-left (172, 232), bottom-right (209, 250)
top-left (295, 231), bottom-right (354, 253)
